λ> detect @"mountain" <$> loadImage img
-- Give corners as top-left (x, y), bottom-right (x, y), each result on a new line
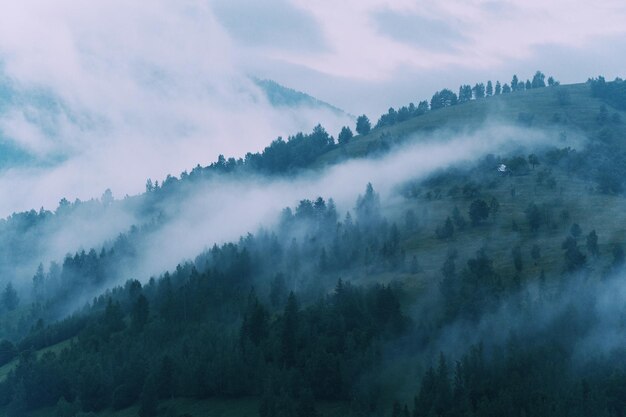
top-left (254, 78), bottom-right (352, 117)
top-left (319, 82), bottom-right (624, 163)
top-left (1, 76), bottom-right (626, 417)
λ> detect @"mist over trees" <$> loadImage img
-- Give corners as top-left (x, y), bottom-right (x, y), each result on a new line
top-left (1, 70), bottom-right (626, 417)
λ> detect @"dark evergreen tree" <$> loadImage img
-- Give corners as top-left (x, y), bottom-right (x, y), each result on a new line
top-left (101, 188), bottom-right (114, 206)
top-left (145, 178), bottom-right (154, 192)
top-left (489, 197), bottom-right (500, 220)
top-left (570, 223), bottom-right (582, 239)
top-left (468, 199), bottom-right (489, 226)
top-left (156, 356), bottom-right (175, 400)
top-left (532, 71), bottom-right (546, 88)
top-left (338, 126), bottom-right (353, 144)
top-left (439, 252), bottom-right (458, 321)
top-left (131, 294), bottom-right (150, 332)
top-left (562, 236), bottom-right (586, 272)
top-left (452, 206), bottom-right (466, 229)
top-left (436, 217), bottom-right (455, 239)
top-left (356, 115), bottom-right (371, 135)
top-left (241, 291), bottom-right (269, 348)
top-left (138, 376), bottom-right (158, 417)
top-left (391, 401), bottom-right (402, 417)
top-left (458, 85), bottom-right (473, 103)
top-left (430, 89), bottom-right (458, 109)
top-left (2, 282), bottom-right (19, 312)
top-left (586, 230), bottom-right (599, 258)
top-left (281, 292), bottom-right (299, 368)
top-left (78, 363), bottom-right (110, 412)
top-left (32, 263), bottom-right (45, 301)
top-left (6, 382), bottom-right (27, 417)
top-left (525, 203), bottom-right (542, 232)
top-left (459, 250), bottom-right (502, 318)
top-left (416, 100), bottom-right (429, 114)
top-left (472, 83), bottom-right (486, 99)
top-left (355, 183), bottom-right (382, 225)
top-left (104, 298), bottom-right (125, 333)
top-left (270, 273), bottom-right (288, 308)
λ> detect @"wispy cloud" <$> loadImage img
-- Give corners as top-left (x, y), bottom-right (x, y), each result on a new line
top-left (211, 0), bottom-right (328, 52)
top-left (0, 0), bottom-right (351, 215)
top-left (0, 0), bottom-right (623, 216)
top-left (283, 0), bottom-right (626, 79)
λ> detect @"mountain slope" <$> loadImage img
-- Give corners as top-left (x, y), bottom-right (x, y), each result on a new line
top-left (317, 82), bottom-right (625, 165)
top-left (2, 78), bottom-right (626, 417)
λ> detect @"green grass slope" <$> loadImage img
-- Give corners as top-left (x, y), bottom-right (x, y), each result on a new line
top-left (311, 82), bottom-right (626, 300)
top-left (0, 338), bottom-right (75, 383)
top-left (316, 83), bottom-right (625, 165)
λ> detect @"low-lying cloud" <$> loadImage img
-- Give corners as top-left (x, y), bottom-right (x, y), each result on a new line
top-left (0, 0), bottom-right (351, 216)
top-left (122, 123), bottom-right (562, 281)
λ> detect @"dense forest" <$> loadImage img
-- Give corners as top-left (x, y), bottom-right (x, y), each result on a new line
top-left (1, 73), bottom-right (626, 417)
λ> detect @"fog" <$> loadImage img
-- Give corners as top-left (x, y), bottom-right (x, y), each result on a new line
top-left (0, 0), bottom-right (351, 216)
top-left (0, 0), bottom-right (619, 216)
top-left (0, 0), bottom-right (624, 223)
top-left (0, 108), bottom-right (584, 344)
top-left (1, 120), bottom-right (571, 298)
top-left (379, 264), bottom-right (626, 404)
top-left (89, 123), bottom-right (564, 284)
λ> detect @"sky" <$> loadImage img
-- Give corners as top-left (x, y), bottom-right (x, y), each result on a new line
top-left (240, 0), bottom-right (626, 114)
top-left (0, 0), bottom-right (625, 215)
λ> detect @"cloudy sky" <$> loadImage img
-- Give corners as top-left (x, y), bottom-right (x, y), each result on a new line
top-left (0, 0), bottom-right (624, 214)
top-left (232, 0), bottom-right (626, 113)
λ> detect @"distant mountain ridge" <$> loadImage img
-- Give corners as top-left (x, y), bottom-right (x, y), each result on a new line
top-left (253, 78), bottom-right (352, 118)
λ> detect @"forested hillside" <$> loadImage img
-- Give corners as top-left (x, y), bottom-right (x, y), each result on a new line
top-left (1, 73), bottom-right (626, 417)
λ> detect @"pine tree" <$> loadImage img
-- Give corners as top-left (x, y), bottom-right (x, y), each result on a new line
top-left (156, 356), bottom-right (175, 399)
top-left (356, 115), bottom-right (371, 135)
top-left (139, 376), bottom-right (158, 417)
top-left (281, 292), bottom-right (299, 368)
top-left (2, 282), bottom-right (19, 312)
top-left (338, 126), bottom-right (353, 144)
top-left (32, 263), bottom-right (45, 301)
top-left (270, 273), bottom-right (288, 308)
top-left (586, 230), bottom-right (599, 258)
top-left (131, 294), bottom-right (150, 332)
top-left (104, 298), bottom-right (125, 333)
